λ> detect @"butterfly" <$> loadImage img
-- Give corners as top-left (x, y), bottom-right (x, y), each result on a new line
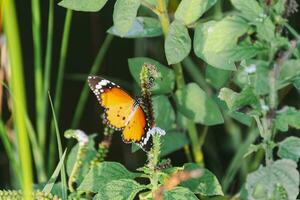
top-left (87, 76), bottom-right (153, 151)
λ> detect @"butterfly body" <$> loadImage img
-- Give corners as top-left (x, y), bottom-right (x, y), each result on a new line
top-left (88, 76), bottom-right (152, 150)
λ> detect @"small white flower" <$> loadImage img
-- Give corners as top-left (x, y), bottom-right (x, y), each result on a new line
top-left (261, 105), bottom-right (269, 111)
top-left (75, 129), bottom-right (89, 146)
top-left (245, 64), bottom-right (256, 74)
top-left (147, 127), bottom-right (166, 137)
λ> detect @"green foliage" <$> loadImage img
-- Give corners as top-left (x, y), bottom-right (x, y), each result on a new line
top-left (94, 179), bottom-right (146, 200)
top-left (275, 107), bottom-right (300, 132)
top-left (174, 0), bottom-right (217, 25)
top-left (58, 0), bottom-right (108, 12)
top-left (194, 16), bottom-right (249, 70)
top-left (78, 162), bottom-right (140, 193)
top-left (163, 187), bottom-right (198, 200)
top-left (113, 0), bottom-right (140, 37)
top-left (278, 136), bottom-right (300, 162)
top-left (153, 95), bottom-right (175, 131)
top-left (181, 163), bottom-right (224, 196)
top-left (245, 159), bottom-right (299, 200)
top-left (107, 17), bottom-right (162, 38)
top-left (175, 83), bottom-right (224, 125)
top-left (4, 0), bottom-right (300, 199)
top-left (128, 57), bottom-right (175, 94)
top-left (165, 20), bottom-right (191, 64)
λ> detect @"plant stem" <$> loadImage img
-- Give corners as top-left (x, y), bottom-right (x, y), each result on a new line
top-left (3, 0), bottom-right (33, 198)
top-left (155, 0), bottom-right (203, 165)
top-left (71, 34), bottom-right (114, 128)
top-left (41, 0), bottom-right (54, 152)
top-left (49, 9), bottom-right (73, 173)
top-left (149, 134), bottom-right (161, 196)
top-left (31, 0), bottom-right (44, 151)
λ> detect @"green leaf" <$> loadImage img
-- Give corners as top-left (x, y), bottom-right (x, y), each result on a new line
top-left (194, 16), bottom-right (248, 70)
top-left (278, 136), bottom-right (300, 162)
top-left (279, 59), bottom-right (300, 87)
top-left (275, 106), bottom-right (300, 132)
top-left (174, 0), bottom-right (217, 25)
top-left (245, 159), bottom-right (299, 200)
top-left (180, 163), bottom-right (224, 196)
top-left (175, 83), bottom-right (223, 125)
top-left (107, 17), bottom-right (162, 38)
top-left (163, 187), bottom-right (198, 200)
top-left (113, 0), bottom-right (140, 37)
top-left (153, 95), bottom-right (175, 131)
top-left (205, 65), bottom-right (231, 89)
top-left (230, 0), bottom-right (264, 22)
top-left (161, 131), bottom-right (189, 157)
top-left (218, 86), bottom-right (259, 111)
top-left (58, 0), bottom-right (108, 12)
top-left (94, 179), bottom-right (146, 200)
top-left (256, 17), bottom-right (275, 42)
top-left (128, 57), bottom-right (175, 94)
top-left (234, 60), bottom-right (270, 95)
top-left (78, 162), bottom-right (140, 192)
top-left (165, 20), bottom-right (191, 65)
top-left (66, 135), bottom-right (97, 184)
top-left (273, 0), bottom-right (286, 15)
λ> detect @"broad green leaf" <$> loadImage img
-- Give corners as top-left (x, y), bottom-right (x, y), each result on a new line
top-left (181, 163), bottom-right (224, 196)
top-left (245, 159), bottom-right (299, 200)
top-left (107, 17), bottom-right (162, 38)
top-left (165, 20), bottom-right (191, 64)
top-left (58, 0), bottom-right (108, 12)
top-left (230, 0), bottom-right (264, 22)
top-left (274, 0), bottom-right (286, 15)
top-left (278, 136), bottom-right (300, 162)
top-left (293, 77), bottom-right (300, 90)
top-left (128, 57), bottom-right (175, 94)
top-left (153, 95), bottom-right (175, 131)
top-left (94, 179), bottom-right (146, 200)
top-left (205, 65), bottom-right (231, 89)
top-left (66, 135), bottom-right (97, 184)
top-left (113, 0), bottom-right (140, 37)
top-left (163, 187), bottom-right (198, 200)
top-left (78, 162), bottom-right (140, 192)
top-left (275, 107), bottom-right (300, 132)
top-left (194, 16), bottom-right (248, 70)
top-left (175, 83), bottom-right (223, 125)
top-left (279, 59), bottom-right (300, 87)
top-left (161, 131), bottom-right (189, 157)
top-left (218, 86), bottom-right (259, 111)
top-left (174, 0), bottom-right (217, 25)
top-left (256, 17), bottom-right (275, 42)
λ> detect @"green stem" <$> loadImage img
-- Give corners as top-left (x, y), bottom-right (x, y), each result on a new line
top-left (31, 0), bottom-right (44, 151)
top-left (41, 0), bottom-right (54, 149)
top-left (3, 0), bottom-right (33, 198)
top-left (71, 34), bottom-right (114, 128)
top-left (49, 9), bottom-right (73, 173)
top-left (213, 0), bottom-right (223, 19)
top-left (149, 134), bottom-right (161, 195)
top-left (155, 0), bottom-right (203, 165)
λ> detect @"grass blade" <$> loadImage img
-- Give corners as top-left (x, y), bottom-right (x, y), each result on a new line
top-left (3, 0), bottom-right (33, 198)
top-left (71, 34), bottom-right (114, 128)
top-left (49, 92), bottom-right (67, 199)
top-left (31, 0), bottom-right (45, 152)
top-left (49, 9), bottom-right (73, 173)
top-left (42, 149), bottom-right (67, 195)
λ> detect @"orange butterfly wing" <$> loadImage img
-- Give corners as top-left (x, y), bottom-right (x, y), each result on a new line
top-left (88, 76), bottom-right (151, 149)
